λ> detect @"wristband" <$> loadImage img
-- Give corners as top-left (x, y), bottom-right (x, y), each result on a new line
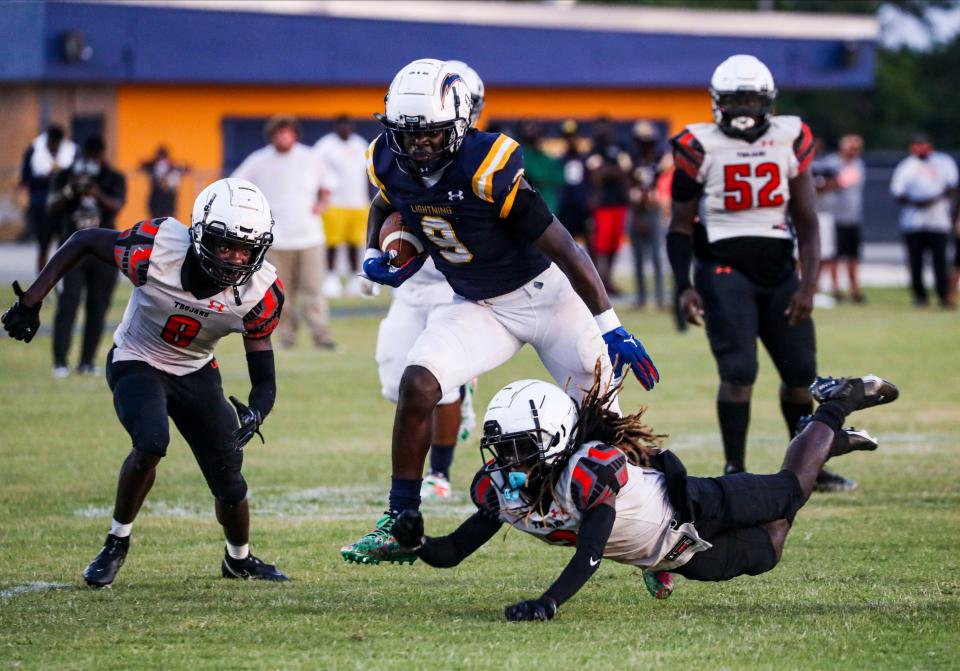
top-left (594, 308), bottom-right (621, 334)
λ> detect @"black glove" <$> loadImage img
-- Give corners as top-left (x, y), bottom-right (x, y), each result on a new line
top-left (229, 395), bottom-right (264, 451)
top-left (2, 282), bottom-right (41, 343)
top-left (392, 509), bottom-right (425, 549)
top-left (504, 597), bottom-right (557, 622)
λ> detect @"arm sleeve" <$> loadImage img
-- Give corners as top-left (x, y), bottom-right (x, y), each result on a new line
top-left (416, 510), bottom-right (503, 568)
top-left (242, 279), bottom-right (285, 339)
top-left (792, 122), bottom-right (815, 176)
top-left (503, 181), bottom-right (554, 243)
top-left (890, 161), bottom-right (908, 197)
top-left (542, 502), bottom-right (616, 607)
top-left (113, 218), bottom-right (163, 287)
top-left (666, 230), bottom-right (694, 294)
top-left (245, 349), bottom-right (276, 418)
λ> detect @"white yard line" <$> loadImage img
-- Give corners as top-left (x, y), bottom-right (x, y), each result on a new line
top-left (0, 582), bottom-right (71, 600)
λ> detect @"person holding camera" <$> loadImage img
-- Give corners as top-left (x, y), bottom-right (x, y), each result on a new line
top-left (47, 135), bottom-right (127, 377)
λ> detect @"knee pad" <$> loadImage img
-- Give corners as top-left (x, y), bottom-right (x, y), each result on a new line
top-left (742, 528), bottom-right (781, 576)
top-left (130, 427), bottom-right (169, 458)
top-left (128, 448), bottom-right (162, 473)
top-left (717, 352), bottom-right (759, 386)
top-left (211, 470), bottom-right (248, 506)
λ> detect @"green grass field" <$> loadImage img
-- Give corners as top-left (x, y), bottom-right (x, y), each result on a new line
top-left (1, 284), bottom-right (958, 670)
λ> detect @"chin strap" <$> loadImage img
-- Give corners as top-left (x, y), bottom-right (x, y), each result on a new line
top-left (233, 285), bottom-right (241, 306)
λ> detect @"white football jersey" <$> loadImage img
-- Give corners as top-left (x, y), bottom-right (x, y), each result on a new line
top-left (111, 218), bottom-right (282, 376)
top-left (673, 115), bottom-right (813, 243)
top-left (473, 442), bottom-right (711, 571)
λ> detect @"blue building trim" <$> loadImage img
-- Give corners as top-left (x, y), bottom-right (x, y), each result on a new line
top-left (0, 1), bottom-right (875, 88)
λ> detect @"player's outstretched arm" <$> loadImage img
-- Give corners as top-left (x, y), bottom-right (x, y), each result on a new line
top-left (391, 509), bottom-right (501, 568)
top-left (2, 228), bottom-right (119, 342)
top-left (505, 501), bottom-right (616, 622)
top-left (786, 170), bottom-right (820, 326)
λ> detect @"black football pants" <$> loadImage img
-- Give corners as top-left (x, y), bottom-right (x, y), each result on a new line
top-left (106, 351), bottom-right (247, 504)
top-left (674, 470), bottom-right (804, 582)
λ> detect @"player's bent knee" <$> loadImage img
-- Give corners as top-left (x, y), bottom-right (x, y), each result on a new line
top-left (398, 365), bottom-right (442, 407)
top-left (127, 446), bottom-right (163, 471)
top-left (211, 471), bottom-right (248, 505)
top-left (719, 359), bottom-right (759, 387)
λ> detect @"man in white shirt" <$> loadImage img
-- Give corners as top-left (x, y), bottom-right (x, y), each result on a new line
top-left (314, 116), bottom-right (370, 297)
top-left (890, 134), bottom-right (958, 307)
top-left (233, 115), bottom-right (338, 347)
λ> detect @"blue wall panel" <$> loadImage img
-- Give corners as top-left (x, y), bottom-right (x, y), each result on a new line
top-left (0, 1), bottom-right (875, 89)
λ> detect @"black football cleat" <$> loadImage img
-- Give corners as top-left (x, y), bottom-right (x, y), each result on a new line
top-left (829, 427), bottom-right (879, 459)
top-left (83, 533), bottom-right (130, 588)
top-left (813, 468), bottom-right (858, 493)
top-left (221, 552), bottom-right (289, 581)
top-left (795, 415), bottom-right (879, 459)
top-left (810, 375), bottom-right (899, 412)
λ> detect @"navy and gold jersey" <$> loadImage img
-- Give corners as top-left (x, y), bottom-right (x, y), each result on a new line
top-left (367, 129), bottom-right (551, 300)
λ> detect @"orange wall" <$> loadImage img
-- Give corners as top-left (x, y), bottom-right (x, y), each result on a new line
top-left (116, 84), bottom-right (712, 225)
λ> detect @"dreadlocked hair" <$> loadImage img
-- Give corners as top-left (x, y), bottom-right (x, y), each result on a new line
top-left (522, 360), bottom-right (666, 519)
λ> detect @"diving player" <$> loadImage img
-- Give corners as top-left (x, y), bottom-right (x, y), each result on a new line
top-left (2, 178), bottom-right (288, 586)
top-left (341, 58), bottom-right (659, 565)
top-left (390, 371), bottom-right (897, 621)
top-left (373, 59), bottom-right (486, 501)
top-left (666, 54), bottom-right (856, 492)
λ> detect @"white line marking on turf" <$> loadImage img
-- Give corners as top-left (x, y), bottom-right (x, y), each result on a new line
top-left (0, 582), bottom-right (71, 599)
top-left (73, 486), bottom-right (477, 521)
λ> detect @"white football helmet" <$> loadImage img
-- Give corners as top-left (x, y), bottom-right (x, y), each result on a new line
top-left (376, 58), bottom-right (472, 175)
top-left (443, 59), bottom-right (485, 128)
top-left (709, 54), bottom-right (777, 141)
top-left (480, 379), bottom-right (578, 472)
top-left (190, 178), bottom-right (274, 287)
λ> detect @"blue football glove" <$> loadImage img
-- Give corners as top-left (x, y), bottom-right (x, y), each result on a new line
top-left (361, 250), bottom-right (426, 288)
top-left (602, 326), bottom-right (659, 390)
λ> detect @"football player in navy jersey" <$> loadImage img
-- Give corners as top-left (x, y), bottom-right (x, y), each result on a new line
top-left (389, 369), bottom-right (896, 621)
top-left (341, 59), bottom-right (660, 565)
top-left (2, 178), bottom-right (288, 586)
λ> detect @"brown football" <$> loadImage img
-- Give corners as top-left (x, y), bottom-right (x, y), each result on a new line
top-left (379, 212), bottom-right (425, 267)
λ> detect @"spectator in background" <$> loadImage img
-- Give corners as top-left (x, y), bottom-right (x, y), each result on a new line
top-left (18, 124), bottom-right (76, 271)
top-left (586, 117), bottom-right (632, 296)
top-left (890, 133), bottom-right (958, 308)
top-left (46, 134), bottom-right (126, 378)
top-left (825, 134), bottom-right (866, 303)
top-left (139, 145), bottom-right (190, 219)
top-left (518, 120), bottom-right (565, 212)
top-left (233, 115), bottom-right (337, 348)
top-left (314, 115), bottom-right (370, 298)
top-left (627, 121), bottom-right (666, 310)
top-left (556, 120), bottom-right (591, 249)
top-left (810, 136), bottom-right (839, 300)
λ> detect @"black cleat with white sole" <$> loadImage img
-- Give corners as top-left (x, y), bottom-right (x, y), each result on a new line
top-left (83, 533), bottom-right (130, 588)
top-left (810, 374), bottom-right (899, 412)
top-left (796, 415), bottom-right (879, 459)
top-left (221, 552), bottom-right (288, 581)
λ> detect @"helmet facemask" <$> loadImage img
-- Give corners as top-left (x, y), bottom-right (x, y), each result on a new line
top-left (480, 399), bottom-right (568, 502)
top-left (190, 195), bottom-right (274, 288)
top-left (377, 112), bottom-right (468, 176)
top-left (711, 89), bottom-right (776, 143)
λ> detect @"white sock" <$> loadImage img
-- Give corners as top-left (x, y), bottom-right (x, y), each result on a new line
top-left (226, 541), bottom-right (249, 560)
top-left (110, 519), bottom-right (133, 538)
